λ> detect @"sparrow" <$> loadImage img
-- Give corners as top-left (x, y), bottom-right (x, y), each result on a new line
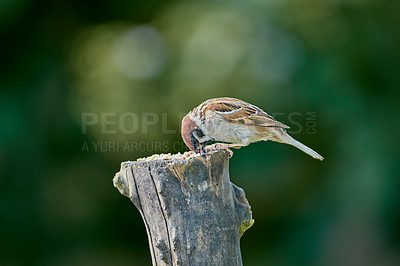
top-left (181, 97), bottom-right (324, 160)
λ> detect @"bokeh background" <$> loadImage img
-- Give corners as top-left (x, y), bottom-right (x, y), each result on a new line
top-left (1, 0), bottom-right (400, 265)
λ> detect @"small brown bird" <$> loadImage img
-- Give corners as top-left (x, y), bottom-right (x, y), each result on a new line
top-left (181, 97), bottom-right (324, 160)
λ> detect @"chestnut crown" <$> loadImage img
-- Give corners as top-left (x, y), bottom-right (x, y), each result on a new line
top-left (181, 114), bottom-right (196, 151)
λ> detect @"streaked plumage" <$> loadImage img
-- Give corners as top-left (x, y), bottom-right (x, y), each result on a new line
top-left (181, 97), bottom-right (324, 160)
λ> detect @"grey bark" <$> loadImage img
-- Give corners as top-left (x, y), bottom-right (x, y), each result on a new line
top-left (113, 150), bottom-right (254, 266)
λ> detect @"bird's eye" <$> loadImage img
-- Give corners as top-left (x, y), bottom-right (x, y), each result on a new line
top-left (190, 134), bottom-right (199, 149)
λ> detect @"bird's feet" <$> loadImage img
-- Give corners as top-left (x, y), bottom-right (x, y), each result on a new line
top-left (197, 144), bottom-right (207, 155)
top-left (204, 143), bottom-right (234, 158)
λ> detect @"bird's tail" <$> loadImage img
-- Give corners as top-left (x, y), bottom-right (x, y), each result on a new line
top-left (278, 131), bottom-right (324, 161)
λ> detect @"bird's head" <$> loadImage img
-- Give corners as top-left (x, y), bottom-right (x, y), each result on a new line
top-left (181, 113), bottom-right (199, 151)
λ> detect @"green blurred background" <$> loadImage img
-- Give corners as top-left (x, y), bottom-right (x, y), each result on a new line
top-left (1, 0), bottom-right (400, 265)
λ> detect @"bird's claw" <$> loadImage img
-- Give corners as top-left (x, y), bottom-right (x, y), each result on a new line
top-left (196, 144), bottom-right (207, 155)
top-left (204, 143), bottom-right (234, 158)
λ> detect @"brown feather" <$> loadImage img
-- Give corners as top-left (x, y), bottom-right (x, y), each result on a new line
top-left (207, 98), bottom-right (289, 129)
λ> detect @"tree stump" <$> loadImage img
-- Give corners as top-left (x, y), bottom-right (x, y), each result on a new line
top-left (113, 150), bottom-right (254, 265)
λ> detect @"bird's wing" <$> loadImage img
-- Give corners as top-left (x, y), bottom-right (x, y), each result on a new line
top-left (208, 98), bottom-right (289, 129)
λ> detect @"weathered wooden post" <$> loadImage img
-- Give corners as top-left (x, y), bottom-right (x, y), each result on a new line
top-left (113, 150), bottom-right (254, 265)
